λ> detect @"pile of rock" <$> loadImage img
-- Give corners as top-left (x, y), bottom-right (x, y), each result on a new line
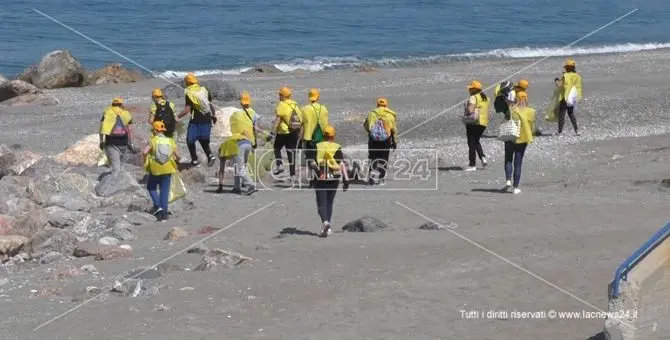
top-left (0, 49), bottom-right (146, 106)
top-left (0, 142), bottom-right (190, 265)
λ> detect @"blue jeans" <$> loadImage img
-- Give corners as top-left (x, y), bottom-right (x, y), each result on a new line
top-left (147, 174), bottom-right (172, 213)
top-left (504, 142), bottom-right (527, 188)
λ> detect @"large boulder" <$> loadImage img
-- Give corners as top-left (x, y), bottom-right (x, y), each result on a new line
top-left (54, 134), bottom-right (101, 166)
top-left (101, 189), bottom-right (151, 212)
top-left (162, 78), bottom-right (238, 102)
top-left (342, 216), bottom-right (388, 233)
top-left (44, 206), bottom-right (92, 229)
top-left (73, 241), bottom-right (131, 261)
top-left (25, 227), bottom-right (78, 259)
top-left (21, 156), bottom-right (68, 179)
top-left (0, 235), bottom-right (30, 257)
top-left (27, 172), bottom-right (98, 211)
top-left (84, 63), bottom-right (145, 86)
top-left (211, 107), bottom-right (236, 139)
top-left (0, 94), bottom-right (60, 107)
top-left (0, 80), bottom-right (40, 102)
top-left (95, 171), bottom-right (142, 197)
top-left (0, 150), bottom-right (42, 176)
top-left (12, 209), bottom-right (50, 237)
top-left (0, 176), bottom-right (37, 217)
top-left (19, 49), bottom-right (85, 89)
top-left (242, 64), bottom-right (282, 74)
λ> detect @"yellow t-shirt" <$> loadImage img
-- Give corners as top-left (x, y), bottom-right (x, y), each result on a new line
top-left (149, 99), bottom-right (176, 116)
top-left (300, 102), bottom-right (329, 141)
top-left (100, 106), bottom-right (133, 135)
top-left (147, 134), bottom-right (178, 175)
top-left (467, 93), bottom-right (490, 127)
top-left (275, 99), bottom-right (302, 135)
top-left (511, 106), bottom-right (536, 144)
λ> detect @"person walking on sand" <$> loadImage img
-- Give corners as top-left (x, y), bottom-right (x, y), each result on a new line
top-left (309, 126), bottom-right (349, 238)
top-left (99, 97), bottom-right (135, 176)
top-left (269, 86), bottom-right (303, 182)
top-left (177, 73), bottom-right (218, 167)
top-left (148, 88), bottom-right (177, 139)
top-left (503, 91), bottom-right (535, 195)
top-left (217, 91), bottom-right (259, 195)
top-left (143, 121), bottom-right (181, 221)
top-left (557, 59), bottom-right (583, 136)
top-left (364, 97), bottom-right (397, 185)
top-left (301, 88), bottom-right (329, 166)
top-left (462, 80), bottom-right (490, 171)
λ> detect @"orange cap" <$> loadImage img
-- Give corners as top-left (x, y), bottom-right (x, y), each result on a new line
top-left (151, 88), bottom-right (163, 98)
top-left (467, 80), bottom-right (482, 90)
top-left (565, 59), bottom-right (576, 67)
top-left (376, 97), bottom-right (388, 107)
top-left (323, 125), bottom-right (336, 137)
top-left (152, 121), bottom-right (167, 132)
top-left (517, 79), bottom-right (529, 90)
top-left (184, 72), bottom-right (198, 85)
top-left (308, 88), bottom-right (320, 102)
top-left (278, 86), bottom-right (292, 98)
top-left (240, 91), bottom-right (251, 105)
top-left (112, 97), bottom-right (124, 105)
top-left (517, 91), bottom-right (528, 101)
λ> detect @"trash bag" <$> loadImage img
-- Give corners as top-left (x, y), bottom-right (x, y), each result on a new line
top-left (545, 88), bottom-right (561, 123)
top-left (175, 121), bottom-right (187, 140)
top-left (247, 148), bottom-right (274, 182)
top-left (169, 173), bottom-right (187, 203)
top-left (97, 151), bottom-right (109, 167)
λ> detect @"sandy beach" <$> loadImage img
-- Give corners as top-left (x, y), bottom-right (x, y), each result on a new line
top-left (1, 49), bottom-right (670, 339)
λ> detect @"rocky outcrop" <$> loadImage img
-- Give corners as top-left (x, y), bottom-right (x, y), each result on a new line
top-left (54, 134), bottom-right (101, 166)
top-left (0, 80), bottom-right (40, 102)
top-left (1, 94), bottom-right (60, 107)
top-left (0, 74), bottom-right (7, 83)
top-left (84, 63), bottom-right (145, 86)
top-left (242, 64), bottom-right (282, 74)
top-left (19, 49), bottom-right (86, 89)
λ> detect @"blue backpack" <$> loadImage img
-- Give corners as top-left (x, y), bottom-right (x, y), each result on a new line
top-left (370, 116), bottom-right (389, 142)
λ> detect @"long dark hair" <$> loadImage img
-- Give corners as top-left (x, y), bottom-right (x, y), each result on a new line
top-left (471, 89), bottom-right (488, 101)
top-left (565, 65), bottom-right (576, 73)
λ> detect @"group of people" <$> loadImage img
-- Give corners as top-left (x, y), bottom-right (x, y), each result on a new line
top-left (462, 58), bottom-right (584, 194)
top-left (97, 59), bottom-right (581, 233)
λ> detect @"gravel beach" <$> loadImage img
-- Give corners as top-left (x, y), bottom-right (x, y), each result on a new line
top-left (1, 49), bottom-right (669, 339)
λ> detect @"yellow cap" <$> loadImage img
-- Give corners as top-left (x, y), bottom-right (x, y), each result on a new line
top-left (112, 97), bottom-right (124, 105)
top-left (565, 59), bottom-right (576, 67)
top-left (517, 79), bottom-right (529, 90)
top-left (184, 72), bottom-right (198, 85)
top-left (308, 88), bottom-right (320, 102)
top-left (240, 91), bottom-right (251, 105)
top-left (323, 125), bottom-right (336, 137)
top-left (376, 97), bottom-right (388, 107)
top-left (517, 91), bottom-right (528, 101)
top-left (152, 121), bottom-right (167, 132)
top-left (152, 88), bottom-right (163, 98)
top-left (467, 80), bottom-right (482, 90)
top-left (278, 86), bottom-right (292, 98)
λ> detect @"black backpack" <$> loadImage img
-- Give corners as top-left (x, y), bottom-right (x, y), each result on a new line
top-left (153, 101), bottom-right (176, 135)
top-left (493, 81), bottom-right (514, 114)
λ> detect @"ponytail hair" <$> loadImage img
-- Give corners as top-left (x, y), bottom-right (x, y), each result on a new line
top-left (472, 89), bottom-right (488, 102)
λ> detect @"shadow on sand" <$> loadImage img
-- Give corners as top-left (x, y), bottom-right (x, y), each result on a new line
top-left (275, 227), bottom-right (320, 238)
top-left (471, 188), bottom-right (510, 194)
top-left (438, 166), bottom-right (464, 172)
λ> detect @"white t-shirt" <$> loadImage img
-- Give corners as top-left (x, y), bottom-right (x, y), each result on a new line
top-left (506, 89), bottom-right (516, 102)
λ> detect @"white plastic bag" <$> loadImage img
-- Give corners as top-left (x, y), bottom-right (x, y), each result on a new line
top-left (566, 86), bottom-right (578, 107)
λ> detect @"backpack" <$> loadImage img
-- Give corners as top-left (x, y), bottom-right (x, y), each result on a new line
top-left (153, 135), bottom-right (173, 165)
top-left (310, 104), bottom-right (324, 143)
top-left (110, 114), bottom-right (128, 137)
top-left (370, 113), bottom-right (389, 142)
top-left (287, 104), bottom-right (302, 131)
top-left (462, 96), bottom-right (480, 125)
top-left (494, 81), bottom-right (514, 114)
top-left (153, 101), bottom-right (175, 134)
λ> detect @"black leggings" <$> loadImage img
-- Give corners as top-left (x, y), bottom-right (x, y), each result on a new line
top-left (314, 180), bottom-right (339, 223)
top-left (465, 124), bottom-right (486, 167)
top-left (368, 138), bottom-right (391, 179)
top-left (187, 139), bottom-right (212, 161)
top-left (274, 131), bottom-right (300, 176)
top-left (558, 100), bottom-right (578, 134)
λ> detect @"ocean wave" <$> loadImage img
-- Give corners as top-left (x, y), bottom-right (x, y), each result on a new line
top-left (156, 42), bottom-right (670, 78)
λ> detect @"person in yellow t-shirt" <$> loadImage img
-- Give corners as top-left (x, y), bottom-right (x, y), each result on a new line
top-left (463, 80), bottom-right (490, 171)
top-left (148, 88), bottom-right (177, 138)
top-left (99, 97), bottom-right (135, 176)
top-left (310, 126), bottom-right (349, 238)
top-left (557, 59), bottom-right (583, 136)
top-left (504, 91), bottom-right (535, 195)
top-left (364, 97), bottom-right (397, 185)
top-left (301, 88), bottom-right (329, 163)
top-left (142, 121), bottom-right (181, 221)
top-left (269, 86), bottom-right (303, 180)
top-left (217, 91), bottom-right (259, 195)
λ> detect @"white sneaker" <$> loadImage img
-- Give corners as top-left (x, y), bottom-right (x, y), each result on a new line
top-left (505, 180), bottom-right (512, 187)
top-left (513, 188), bottom-right (521, 195)
top-left (464, 166), bottom-right (477, 172)
top-left (481, 157), bottom-right (488, 168)
top-left (320, 221), bottom-right (331, 238)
